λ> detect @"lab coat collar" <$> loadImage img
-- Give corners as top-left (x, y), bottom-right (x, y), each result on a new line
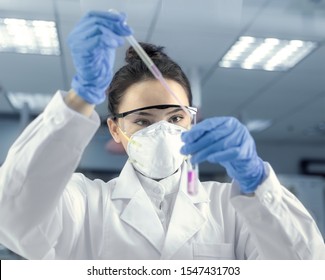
top-left (111, 161), bottom-right (141, 199)
top-left (160, 163), bottom-right (209, 259)
top-left (112, 161), bottom-right (209, 203)
top-left (111, 161), bottom-right (209, 258)
top-left (112, 161), bottom-right (165, 253)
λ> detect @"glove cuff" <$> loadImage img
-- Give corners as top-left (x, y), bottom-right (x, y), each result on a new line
top-left (71, 75), bottom-right (107, 105)
top-left (241, 157), bottom-right (266, 193)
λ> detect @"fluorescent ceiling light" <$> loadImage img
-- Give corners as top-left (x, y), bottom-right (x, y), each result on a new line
top-left (0, 18), bottom-right (60, 55)
top-left (6, 92), bottom-right (53, 112)
top-left (219, 36), bottom-right (317, 71)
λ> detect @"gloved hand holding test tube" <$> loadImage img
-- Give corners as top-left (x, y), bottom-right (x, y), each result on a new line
top-left (110, 11), bottom-right (198, 195)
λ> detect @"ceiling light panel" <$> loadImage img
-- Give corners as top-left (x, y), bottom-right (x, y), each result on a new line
top-left (219, 36), bottom-right (317, 71)
top-left (0, 18), bottom-right (60, 55)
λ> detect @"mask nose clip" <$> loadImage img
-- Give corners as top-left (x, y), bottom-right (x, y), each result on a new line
top-left (149, 121), bottom-right (183, 135)
top-left (155, 120), bottom-right (169, 131)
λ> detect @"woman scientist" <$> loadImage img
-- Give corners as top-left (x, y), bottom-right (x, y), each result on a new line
top-left (0, 11), bottom-right (324, 260)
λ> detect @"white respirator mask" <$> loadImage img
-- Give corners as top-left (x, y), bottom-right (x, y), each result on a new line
top-left (125, 121), bottom-right (186, 179)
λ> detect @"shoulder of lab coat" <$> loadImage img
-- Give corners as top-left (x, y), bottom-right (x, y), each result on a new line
top-left (229, 162), bottom-right (325, 259)
top-left (0, 90), bottom-right (101, 259)
top-left (1, 90), bottom-right (100, 197)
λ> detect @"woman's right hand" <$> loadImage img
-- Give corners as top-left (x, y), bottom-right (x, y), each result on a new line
top-left (68, 11), bottom-right (132, 105)
top-left (181, 117), bottom-right (265, 194)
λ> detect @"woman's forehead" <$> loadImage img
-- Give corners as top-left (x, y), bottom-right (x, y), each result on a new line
top-left (119, 79), bottom-right (189, 112)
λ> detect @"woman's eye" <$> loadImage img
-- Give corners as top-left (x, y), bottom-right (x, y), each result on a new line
top-left (134, 119), bottom-right (151, 126)
top-left (169, 115), bottom-right (184, 123)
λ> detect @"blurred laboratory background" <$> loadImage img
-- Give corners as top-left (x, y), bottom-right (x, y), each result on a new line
top-left (0, 0), bottom-right (324, 258)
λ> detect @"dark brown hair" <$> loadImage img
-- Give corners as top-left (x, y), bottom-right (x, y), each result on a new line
top-left (106, 43), bottom-right (192, 116)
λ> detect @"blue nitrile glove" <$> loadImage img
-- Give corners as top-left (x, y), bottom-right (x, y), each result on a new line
top-left (67, 11), bottom-right (132, 104)
top-left (181, 117), bottom-right (265, 194)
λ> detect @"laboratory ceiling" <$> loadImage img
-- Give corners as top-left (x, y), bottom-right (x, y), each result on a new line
top-left (0, 0), bottom-right (325, 144)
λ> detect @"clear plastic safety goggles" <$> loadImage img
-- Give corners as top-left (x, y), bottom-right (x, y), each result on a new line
top-left (113, 104), bottom-right (197, 136)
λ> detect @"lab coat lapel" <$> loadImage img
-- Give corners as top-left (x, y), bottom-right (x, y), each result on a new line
top-left (112, 161), bottom-right (165, 253)
top-left (160, 165), bottom-right (208, 259)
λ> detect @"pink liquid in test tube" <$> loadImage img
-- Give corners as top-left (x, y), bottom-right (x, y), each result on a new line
top-left (187, 170), bottom-right (197, 195)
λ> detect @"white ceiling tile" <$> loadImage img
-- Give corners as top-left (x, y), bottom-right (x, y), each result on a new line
top-left (150, 31), bottom-right (238, 69)
top-left (246, 0), bottom-right (325, 39)
top-left (0, 0), bottom-right (53, 11)
top-left (55, 0), bottom-right (83, 19)
top-left (280, 93), bottom-right (325, 129)
top-left (293, 44), bottom-right (325, 73)
top-left (241, 70), bottom-right (325, 120)
top-left (79, 0), bottom-right (160, 33)
top-left (0, 0), bottom-right (55, 20)
top-left (147, 0), bottom-right (247, 68)
top-left (201, 68), bottom-right (280, 117)
top-left (240, 0), bottom-right (270, 26)
top-left (0, 53), bottom-right (65, 94)
top-left (255, 93), bottom-right (325, 143)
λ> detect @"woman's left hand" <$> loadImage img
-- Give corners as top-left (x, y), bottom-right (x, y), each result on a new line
top-left (181, 116), bottom-right (265, 194)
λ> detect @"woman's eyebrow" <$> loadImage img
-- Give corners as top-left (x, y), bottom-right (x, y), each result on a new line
top-left (133, 111), bottom-right (154, 116)
top-left (166, 108), bottom-right (183, 115)
top-left (132, 107), bottom-right (184, 116)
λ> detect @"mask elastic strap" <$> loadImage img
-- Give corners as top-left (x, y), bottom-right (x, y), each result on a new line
top-left (117, 126), bottom-right (140, 146)
top-left (117, 126), bottom-right (131, 141)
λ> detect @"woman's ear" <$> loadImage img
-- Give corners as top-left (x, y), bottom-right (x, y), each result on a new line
top-left (107, 119), bottom-right (122, 143)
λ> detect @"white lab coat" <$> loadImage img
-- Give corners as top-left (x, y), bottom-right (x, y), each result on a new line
top-left (0, 91), bottom-right (324, 260)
